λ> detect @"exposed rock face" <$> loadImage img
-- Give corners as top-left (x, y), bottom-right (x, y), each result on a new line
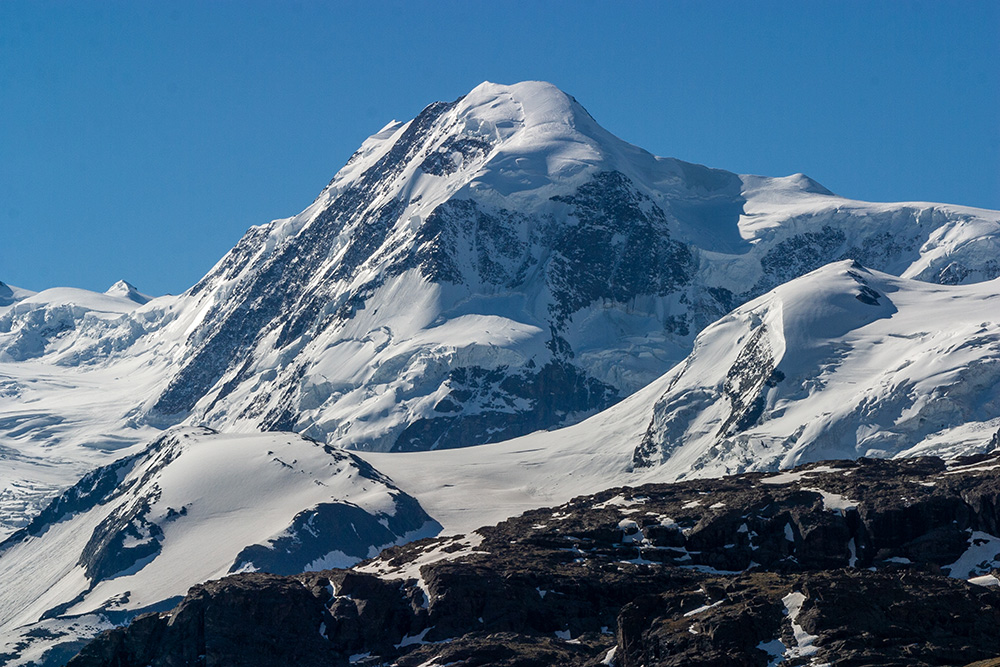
top-left (616, 570), bottom-right (1000, 667)
top-left (67, 574), bottom-right (339, 667)
top-left (390, 359), bottom-right (619, 452)
top-left (69, 453), bottom-right (1000, 666)
top-left (716, 323), bottom-right (784, 438)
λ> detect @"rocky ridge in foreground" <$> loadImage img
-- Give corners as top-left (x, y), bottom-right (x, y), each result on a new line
top-left (68, 453), bottom-right (1000, 667)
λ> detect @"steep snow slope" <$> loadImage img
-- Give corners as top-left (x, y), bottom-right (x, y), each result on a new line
top-left (357, 260), bottom-right (1000, 534)
top-left (0, 428), bottom-right (437, 660)
top-left (136, 81), bottom-right (705, 448)
top-left (633, 260), bottom-right (1000, 476)
top-left (110, 81), bottom-right (1000, 455)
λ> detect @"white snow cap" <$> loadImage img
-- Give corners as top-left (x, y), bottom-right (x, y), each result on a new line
top-left (105, 280), bottom-right (153, 305)
top-left (0, 281), bottom-right (36, 307)
top-left (449, 80), bottom-right (665, 189)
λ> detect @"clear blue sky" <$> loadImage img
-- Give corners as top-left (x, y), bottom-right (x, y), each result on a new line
top-left (2, 1), bottom-right (998, 295)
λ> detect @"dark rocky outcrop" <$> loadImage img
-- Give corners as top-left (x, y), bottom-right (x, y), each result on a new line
top-left (547, 171), bottom-right (694, 326)
top-left (391, 360), bottom-right (619, 452)
top-left (69, 574), bottom-right (339, 667)
top-left (0, 282), bottom-right (16, 308)
top-left (69, 454), bottom-right (1000, 666)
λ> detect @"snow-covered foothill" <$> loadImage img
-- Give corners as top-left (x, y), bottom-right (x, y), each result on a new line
top-left (0, 427), bottom-right (438, 654)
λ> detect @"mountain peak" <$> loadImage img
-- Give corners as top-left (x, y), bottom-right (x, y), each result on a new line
top-left (462, 80), bottom-right (586, 123)
top-left (0, 280), bottom-right (35, 307)
top-left (105, 280), bottom-right (152, 305)
top-left (144, 81), bottom-right (1000, 455)
top-left (452, 80), bottom-right (629, 176)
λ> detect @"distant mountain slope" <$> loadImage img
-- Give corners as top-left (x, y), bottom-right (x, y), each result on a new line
top-left (0, 284), bottom-right (166, 542)
top-left (103, 281), bottom-right (152, 306)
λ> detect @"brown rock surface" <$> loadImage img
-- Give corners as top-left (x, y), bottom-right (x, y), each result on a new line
top-left (69, 454), bottom-right (1000, 666)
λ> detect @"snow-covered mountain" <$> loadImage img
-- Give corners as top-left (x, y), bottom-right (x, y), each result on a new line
top-left (8, 81), bottom-right (994, 464)
top-left (1, 76), bottom-right (999, 562)
top-left (137, 81), bottom-right (999, 455)
top-left (632, 259), bottom-right (1000, 477)
top-left (2, 79), bottom-right (1000, 547)
top-left (4, 80), bottom-right (1000, 664)
top-left (9, 256), bottom-right (1000, 662)
top-left (0, 428), bottom-right (437, 663)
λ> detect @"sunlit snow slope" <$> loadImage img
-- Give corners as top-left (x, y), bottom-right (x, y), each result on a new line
top-left (0, 428), bottom-right (437, 654)
top-left (633, 260), bottom-right (1000, 476)
top-left (358, 260), bottom-right (1000, 534)
top-left (3, 80), bottom-right (1000, 538)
